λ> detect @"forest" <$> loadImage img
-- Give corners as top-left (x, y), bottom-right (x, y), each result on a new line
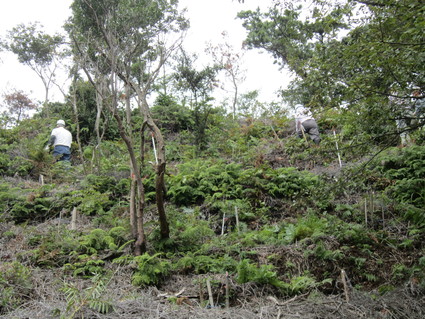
top-left (0, 0), bottom-right (424, 318)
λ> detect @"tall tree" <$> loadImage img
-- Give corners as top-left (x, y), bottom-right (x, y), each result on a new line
top-left (1, 90), bottom-right (37, 126)
top-left (238, 0), bottom-right (424, 142)
top-left (2, 23), bottom-right (65, 108)
top-left (206, 31), bottom-right (247, 119)
top-left (67, 0), bottom-right (188, 254)
top-left (173, 50), bottom-right (219, 153)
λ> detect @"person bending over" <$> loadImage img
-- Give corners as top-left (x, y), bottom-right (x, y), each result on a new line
top-left (45, 119), bottom-right (72, 161)
top-left (294, 104), bottom-right (321, 145)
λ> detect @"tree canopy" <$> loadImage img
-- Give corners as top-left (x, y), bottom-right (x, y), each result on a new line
top-left (238, 0), bottom-right (424, 137)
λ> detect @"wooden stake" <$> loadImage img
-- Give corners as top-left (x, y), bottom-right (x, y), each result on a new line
top-left (206, 279), bottom-right (214, 308)
top-left (364, 198), bottom-right (368, 227)
top-left (199, 281), bottom-right (204, 305)
top-left (300, 125), bottom-right (308, 143)
top-left (341, 269), bottom-right (350, 302)
top-left (151, 133), bottom-right (158, 165)
top-left (234, 206), bottom-right (240, 233)
top-left (221, 212), bottom-right (226, 236)
top-left (70, 207), bottom-right (78, 230)
top-left (225, 272), bottom-right (230, 309)
top-left (333, 129), bottom-right (343, 168)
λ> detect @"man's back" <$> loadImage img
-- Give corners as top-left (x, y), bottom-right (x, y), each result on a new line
top-left (51, 127), bottom-right (72, 147)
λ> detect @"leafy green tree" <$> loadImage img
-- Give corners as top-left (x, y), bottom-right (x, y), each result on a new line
top-left (67, 0), bottom-right (188, 254)
top-left (2, 22), bottom-right (65, 107)
top-left (151, 93), bottom-right (194, 134)
top-left (238, 0), bottom-right (424, 145)
top-left (69, 80), bottom-right (119, 145)
top-left (173, 50), bottom-right (220, 153)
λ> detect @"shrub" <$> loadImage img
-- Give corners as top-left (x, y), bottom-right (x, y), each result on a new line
top-left (174, 253), bottom-right (237, 274)
top-left (131, 253), bottom-right (171, 287)
top-left (79, 227), bottom-right (130, 254)
top-left (372, 146), bottom-right (425, 225)
top-left (168, 160), bottom-right (323, 208)
top-left (0, 262), bottom-right (33, 314)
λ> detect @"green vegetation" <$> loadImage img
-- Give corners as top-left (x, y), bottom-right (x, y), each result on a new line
top-left (0, 0), bottom-right (424, 317)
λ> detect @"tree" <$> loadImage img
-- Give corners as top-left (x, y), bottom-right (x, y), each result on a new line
top-left (2, 23), bottom-right (65, 107)
top-left (67, 0), bottom-right (188, 254)
top-left (206, 31), bottom-right (247, 119)
top-left (173, 50), bottom-right (220, 153)
top-left (238, 0), bottom-right (424, 144)
top-left (1, 90), bottom-right (37, 126)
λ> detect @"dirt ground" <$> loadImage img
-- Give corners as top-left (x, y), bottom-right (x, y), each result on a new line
top-left (1, 263), bottom-right (424, 319)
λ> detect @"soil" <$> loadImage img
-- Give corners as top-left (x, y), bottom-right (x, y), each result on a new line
top-left (1, 193), bottom-right (424, 319)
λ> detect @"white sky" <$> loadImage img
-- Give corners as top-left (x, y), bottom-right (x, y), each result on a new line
top-left (0, 0), bottom-right (290, 107)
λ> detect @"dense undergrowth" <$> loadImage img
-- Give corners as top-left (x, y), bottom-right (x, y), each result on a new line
top-left (1, 115), bottom-right (424, 318)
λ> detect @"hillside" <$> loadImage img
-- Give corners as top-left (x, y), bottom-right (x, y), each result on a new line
top-left (1, 0), bottom-right (424, 317)
top-left (1, 115), bottom-right (424, 319)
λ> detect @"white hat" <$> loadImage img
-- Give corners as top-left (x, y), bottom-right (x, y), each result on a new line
top-left (57, 119), bottom-right (65, 126)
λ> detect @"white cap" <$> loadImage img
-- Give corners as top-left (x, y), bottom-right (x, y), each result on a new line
top-left (57, 119), bottom-right (65, 126)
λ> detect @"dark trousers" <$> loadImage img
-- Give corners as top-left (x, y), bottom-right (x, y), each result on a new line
top-left (53, 145), bottom-right (71, 161)
top-left (299, 119), bottom-right (321, 145)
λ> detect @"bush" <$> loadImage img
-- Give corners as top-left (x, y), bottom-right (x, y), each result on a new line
top-left (168, 160), bottom-right (323, 207)
top-left (131, 253), bottom-right (171, 286)
top-left (0, 262), bottom-right (33, 314)
top-left (372, 146), bottom-right (425, 225)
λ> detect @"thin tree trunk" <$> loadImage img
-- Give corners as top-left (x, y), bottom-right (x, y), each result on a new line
top-left (129, 176), bottom-right (137, 238)
top-left (136, 89), bottom-right (170, 240)
top-left (70, 77), bottom-right (85, 171)
top-left (124, 83), bottom-right (138, 239)
top-left (108, 70), bottom-right (146, 255)
top-left (113, 110), bottom-right (146, 255)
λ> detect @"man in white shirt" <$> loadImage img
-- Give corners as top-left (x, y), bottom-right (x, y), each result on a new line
top-left (45, 119), bottom-right (73, 161)
top-left (294, 104), bottom-right (321, 145)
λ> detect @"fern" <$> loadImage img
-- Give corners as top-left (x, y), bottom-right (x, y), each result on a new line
top-left (64, 255), bottom-right (106, 277)
top-left (131, 253), bottom-right (171, 287)
top-left (60, 273), bottom-right (114, 318)
top-left (236, 259), bottom-right (290, 291)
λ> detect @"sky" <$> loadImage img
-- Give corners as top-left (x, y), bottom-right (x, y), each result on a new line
top-left (0, 0), bottom-right (290, 107)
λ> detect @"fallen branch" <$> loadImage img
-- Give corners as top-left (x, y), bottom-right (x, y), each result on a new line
top-left (157, 287), bottom-right (186, 298)
top-left (267, 292), bottom-right (309, 306)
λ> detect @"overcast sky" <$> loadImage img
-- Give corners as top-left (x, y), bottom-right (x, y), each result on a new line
top-left (0, 0), bottom-right (290, 106)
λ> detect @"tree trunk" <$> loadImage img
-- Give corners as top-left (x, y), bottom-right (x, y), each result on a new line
top-left (124, 83), bottom-right (138, 240)
top-left (129, 175), bottom-right (137, 238)
top-left (114, 113), bottom-right (146, 255)
top-left (70, 77), bottom-right (85, 171)
top-left (107, 78), bottom-right (146, 255)
top-left (138, 93), bottom-right (170, 240)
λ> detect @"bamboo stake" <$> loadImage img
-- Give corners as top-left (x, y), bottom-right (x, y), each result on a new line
top-left (206, 279), bottom-right (214, 308)
top-left (225, 272), bottom-right (230, 309)
top-left (341, 269), bottom-right (350, 302)
top-left (234, 206), bottom-right (240, 233)
top-left (333, 129), bottom-right (343, 168)
top-left (151, 132), bottom-right (158, 165)
top-left (364, 198), bottom-right (368, 227)
top-left (221, 212), bottom-right (226, 236)
top-left (199, 281), bottom-right (204, 305)
top-left (70, 207), bottom-right (77, 230)
top-left (300, 124), bottom-right (308, 143)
